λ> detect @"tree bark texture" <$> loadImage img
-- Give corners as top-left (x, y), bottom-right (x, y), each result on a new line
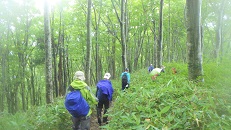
top-left (93, 0), bottom-right (102, 82)
top-left (51, 9), bottom-right (59, 97)
top-left (186, 0), bottom-right (204, 81)
top-left (85, 0), bottom-right (92, 85)
top-left (157, 0), bottom-right (164, 68)
top-left (44, 0), bottom-right (53, 103)
top-left (0, 45), bottom-right (6, 112)
top-left (121, 0), bottom-right (128, 70)
top-left (214, 0), bottom-right (225, 59)
top-left (58, 8), bottom-right (65, 96)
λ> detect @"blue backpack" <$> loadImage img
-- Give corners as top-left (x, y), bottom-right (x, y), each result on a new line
top-left (64, 90), bottom-right (90, 117)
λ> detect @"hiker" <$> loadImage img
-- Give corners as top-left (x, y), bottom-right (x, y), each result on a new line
top-left (120, 68), bottom-right (130, 90)
top-left (65, 71), bottom-right (98, 130)
top-left (150, 65), bottom-right (165, 80)
top-left (96, 73), bottom-right (114, 125)
top-left (148, 64), bottom-right (154, 73)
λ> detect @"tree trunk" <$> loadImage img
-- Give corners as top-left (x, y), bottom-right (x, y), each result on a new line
top-left (58, 7), bottom-right (65, 96)
top-left (93, 0), bottom-right (102, 82)
top-left (65, 45), bottom-right (71, 85)
top-left (151, 20), bottom-right (157, 67)
top-left (167, 0), bottom-right (171, 62)
top-left (29, 61), bottom-right (36, 106)
top-left (112, 37), bottom-right (116, 78)
top-left (125, 0), bottom-right (130, 70)
top-left (44, 0), bottom-right (53, 103)
top-left (134, 30), bottom-right (145, 70)
top-left (63, 43), bottom-right (67, 94)
top-left (0, 45), bottom-right (6, 112)
top-left (186, 0), bottom-right (204, 81)
top-left (85, 0), bottom-right (92, 85)
top-left (157, 0), bottom-right (164, 67)
top-left (214, 0), bottom-right (225, 59)
top-left (121, 0), bottom-right (128, 70)
top-left (51, 9), bottom-right (58, 97)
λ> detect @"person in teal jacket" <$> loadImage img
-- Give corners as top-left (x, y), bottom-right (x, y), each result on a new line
top-left (120, 68), bottom-right (130, 90)
top-left (68, 71), bottom-right (98, 130)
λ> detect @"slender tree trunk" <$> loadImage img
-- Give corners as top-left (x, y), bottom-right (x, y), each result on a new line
top-left (5, 23), bottom-right (11, 113)
top-left (44, 0), bottom-right (53, 103)
top-left (93, 0), bottom-right (102, 82)
top-left (21, 9), bottom-right (31, 111)
top-left (186, 0), bottom-right (204, 81)
top-left (125, 0), bottom-right (129, 70)
top-left (51, 9), bottom-right (58, 97)
top-left (145, 31), bottom-right (150, 66)
top-left (167, 0), bottom-right (171, 62)
top-left (0, 45), bottom-right (6, 112)
top-left (134, 30), bottom-right (145, 70)
top-left (58, 7), bottom-right (65, 96)
top-left (85, 0), bottom-right (92, 85)
top-left (214, 0), bottom-right (225, 60)
top-left (29, 61), bottom-right (36, 106)
top-left (157, 0), bottom-right (164, 67)
top-left (112, 37), bottom-right (116, 78)
top-left (65, 45), bottom-right (71, 85)
top-left (151, 20), bottom-right (157, 67)
top-left (121, 0), bottom-right (127, 70)
top-left (63, 45), bottom-right (67, 94)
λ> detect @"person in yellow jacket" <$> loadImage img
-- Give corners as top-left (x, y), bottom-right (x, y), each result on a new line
top-left (68, 71), bottom-right (98, 130)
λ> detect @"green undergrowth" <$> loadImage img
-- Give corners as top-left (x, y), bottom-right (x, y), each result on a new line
top-left (0, 62), bottom-right (230, 130)
top-left (0, 98), bottom-right (70, 130)
top-left (102, 62), bottom-right (231, 130)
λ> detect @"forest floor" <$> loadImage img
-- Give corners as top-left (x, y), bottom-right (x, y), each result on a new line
top-left (91, 113), bottom-right (112, 130)
top-left (90, 106), bottom-right (112, 130)
top-left (90, 113), bottom-right (100, 130)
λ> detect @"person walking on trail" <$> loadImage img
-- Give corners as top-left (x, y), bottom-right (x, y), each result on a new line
top-left (148, 64), bottom-right (154, 73)
top-left (65, 71), bottom-right (98, 130)
top-left (96, 73), bottom-right (114, 126)
top-left (150, 66), bottom-right (165, 80)
top-left (120, 68), bottom-right (130, 91)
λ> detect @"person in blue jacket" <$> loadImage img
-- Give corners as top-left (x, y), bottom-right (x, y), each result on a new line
top-left (96, 73), bottom-right (114, 125)
top-left (120, 68), bottom-right (130, 90)
top-left (148, 64), bottom-right (154, 73)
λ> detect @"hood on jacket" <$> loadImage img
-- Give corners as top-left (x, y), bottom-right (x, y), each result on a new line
top-left (69, 79), bottom-right (98, 117)
top-left (70, 80), bottom-right (88, 90)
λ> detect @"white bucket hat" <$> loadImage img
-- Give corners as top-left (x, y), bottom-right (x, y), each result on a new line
top-left (103, 73), bottom-right (111, 79)
top-left (74, 71), bottom-right (85, 81)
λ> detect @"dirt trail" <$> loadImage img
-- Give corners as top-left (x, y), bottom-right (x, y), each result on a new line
top-left (90, 113), bottom-right (100, 130)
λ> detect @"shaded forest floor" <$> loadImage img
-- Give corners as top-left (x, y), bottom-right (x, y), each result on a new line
top-left (90, 113), bottom-right (100, 130)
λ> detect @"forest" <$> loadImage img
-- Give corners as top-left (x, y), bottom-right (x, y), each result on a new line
top-left (0, 0), bottom-right (230, 129)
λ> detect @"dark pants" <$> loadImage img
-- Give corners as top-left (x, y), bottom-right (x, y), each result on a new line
top-left (122, 82), bottom-right (129, 90)
top-left (97, 97), bottom-right (110, 125)
top-left (71, 116), bottom-right (90, 130)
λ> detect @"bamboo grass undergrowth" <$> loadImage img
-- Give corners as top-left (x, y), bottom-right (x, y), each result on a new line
top-left (0, 62), bottom-right (230, 130)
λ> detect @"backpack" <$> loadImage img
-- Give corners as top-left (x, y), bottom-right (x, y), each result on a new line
top-left (122, 73), bottom-right (128, 84)
top-left (64, 90), bottom-right (90, 117)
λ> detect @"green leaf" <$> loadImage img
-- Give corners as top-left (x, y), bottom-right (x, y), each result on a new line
top-left (155, 109), bottom-right (161, 117)
top-left (161, 106), bottom-right (171, 114)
